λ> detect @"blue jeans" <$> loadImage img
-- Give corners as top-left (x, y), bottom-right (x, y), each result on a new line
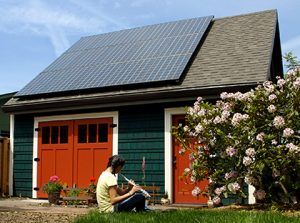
top-left (114, 193), bottom-right (149, 212)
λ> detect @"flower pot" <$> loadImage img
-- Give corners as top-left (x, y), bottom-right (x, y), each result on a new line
top-left (48, 191), bottom-right (61, 204)
top-left (161, 198), bottom-right (170, 205)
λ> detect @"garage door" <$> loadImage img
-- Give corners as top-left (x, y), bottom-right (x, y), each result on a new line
top-left (36, 118), bottom-right (113, 198)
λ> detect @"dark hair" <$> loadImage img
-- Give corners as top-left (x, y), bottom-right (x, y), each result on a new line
top-left (107, 155), bottom-right (125, 174)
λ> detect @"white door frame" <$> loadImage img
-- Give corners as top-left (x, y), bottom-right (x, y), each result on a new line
top-left (164, 107), bottom-right (185, 203)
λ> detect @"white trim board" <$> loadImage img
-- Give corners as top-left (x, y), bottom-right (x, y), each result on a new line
top-left (9, 114), bottom-right (14, 196)
top-left (164, 107), bottom-right (185, 203)
top-left (32, 111), bottom-right (119, 198)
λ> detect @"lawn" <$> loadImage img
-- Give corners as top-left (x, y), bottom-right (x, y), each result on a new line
top-left (73, 208), bottom-right (300, 223)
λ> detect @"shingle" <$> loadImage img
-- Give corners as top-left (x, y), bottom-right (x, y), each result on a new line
top-left (4, 10), bottom-right (280, 111)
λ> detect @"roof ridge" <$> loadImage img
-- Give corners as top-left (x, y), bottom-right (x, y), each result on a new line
top-left (213, 9), bottom-right (277, 21)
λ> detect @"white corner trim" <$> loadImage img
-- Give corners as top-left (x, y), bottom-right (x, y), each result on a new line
top-left (32, 111), bottom-right (119, 198)
top-left (248, 185), bottom-right (256, 204)
top-left (9, 114), bottom-right (14, 196)
top-left (164, 107), bottom-right (185, 203)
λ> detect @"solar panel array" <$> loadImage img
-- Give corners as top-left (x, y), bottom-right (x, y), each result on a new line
top-left (16, 16), bottom-right (213, 97)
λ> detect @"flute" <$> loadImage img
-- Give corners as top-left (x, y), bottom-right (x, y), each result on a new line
top-left (120, 174), bottom-right (151, 198)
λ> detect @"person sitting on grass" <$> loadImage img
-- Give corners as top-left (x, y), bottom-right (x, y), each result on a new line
top-left (96, 155), bottom-right (151, 213)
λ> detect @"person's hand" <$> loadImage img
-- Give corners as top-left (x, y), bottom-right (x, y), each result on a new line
top-left (128, 179), bottom-right (135, 187)
top-left (129, 185), bottom-right (142, 195)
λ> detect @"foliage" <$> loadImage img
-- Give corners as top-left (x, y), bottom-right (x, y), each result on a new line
top-left (173, 53), bottom-right (300, 205)
top-left (73, 209), bottom-right (300, 223)
top-left (42, 175), bottom-right (63, 194)
top-left (85, 177), bottom-right (97, 196)
top-left (68, 188), bottom-right (82, 197)
top-left (162, 191), bottom-right (169, 199)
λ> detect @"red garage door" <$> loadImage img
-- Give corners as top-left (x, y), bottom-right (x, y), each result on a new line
top-left (172, 115), bottom-right (208, 204)
top-left (37, 118), bottom-right (113, 198)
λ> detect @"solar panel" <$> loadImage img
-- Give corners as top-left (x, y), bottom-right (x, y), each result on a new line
top-left (16, 16), bottom-right (213, 97)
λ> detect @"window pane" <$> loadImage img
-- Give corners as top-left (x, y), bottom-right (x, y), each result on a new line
top-left (98, 124), bottom-right (108, 142)
top-left (88, 124), bottom-right (97, 143)
top-left (51, 126), bottom-right (59, 144)
top-left (60, 126), bottom-right (68, 144)
top-left (42, 127), bottom-right (50, 144)
top-left (78, 125), bottom-right (87, 143)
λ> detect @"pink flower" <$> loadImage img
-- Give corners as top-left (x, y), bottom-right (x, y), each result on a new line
top-left (293, 77), bottom-right (300, 88)
top-left (286, 143), bottom-right (299, 153)
top-left (256, 132), bottom-right (264, 142)
top-left (253, 189), bottom-right (266, 200)
top-left (192, 186), bottom-right (201, 197)
top-left (245, 148), bottom-right (256, 157)
top-left (283, 128), bottom-right (294, 138)
top-left (268, 94), bottom-right (277, 102)
top-left (212, 196), bottom-right (221, 205)
top-left (49, 175), bottom-right (59, 182)
top-left (197, 97), bottom-right (203, 102)
top-left (214, 186), bottom-right (226, 196)
top-left (273, 116), bottom-right (285, 129)
top-left (277, 79), bottom-right (286, 88)
top-left (225, 171), bottom-right (238, 180)
top-left (243, 156), bottom-right (253, 166)
top-left (220, 92), bottom-right (228, 99)
top-left (213, 116), bottom-right (222, 124)
top-left (226, 146), bottom-right (236, 157)
top-left (228, 182), bottom-right (240, 193)
top-left (195, 123), bottom-right (204, 133)
top-left (232, 113), bottom-right (243, 126)
top-left (232, 182), bottom-right (240, 192)
top-left (267, 105), bottom-right (276, 113)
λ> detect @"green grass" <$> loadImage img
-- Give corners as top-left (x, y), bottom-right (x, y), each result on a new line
top-left (73, 209), bottom-right (300, 223)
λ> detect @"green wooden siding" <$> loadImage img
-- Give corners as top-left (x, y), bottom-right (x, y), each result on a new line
top-left (118, 106), bottom-right (165, 192)
top-left (13, 115), bottom-right (34, 197)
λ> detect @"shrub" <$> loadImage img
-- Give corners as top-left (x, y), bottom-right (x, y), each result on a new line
top-left (173, 53), bottom-right (300, 205)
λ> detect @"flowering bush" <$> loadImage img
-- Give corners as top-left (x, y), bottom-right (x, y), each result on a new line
top-left (42, 175), bottom-right (63, 194)
top-left (173, 53), bottom-right (300, 205)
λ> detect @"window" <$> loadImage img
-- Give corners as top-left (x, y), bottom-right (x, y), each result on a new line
top-left (98, 124), bottom-right (108, 142)
top-left (42, 127), bottom-right (50, 144)
top-left (88, 124), bottom-right (97, 143)
top-left (78, 125), bottom-right (87, 143)
top-left (60, 126), bottom-right (68, 144)
top-left (51, 126), bottom-right (59, 144)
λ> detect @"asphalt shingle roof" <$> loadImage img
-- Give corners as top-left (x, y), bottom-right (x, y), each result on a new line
top-left (4, 10), bottom-right (282, 113)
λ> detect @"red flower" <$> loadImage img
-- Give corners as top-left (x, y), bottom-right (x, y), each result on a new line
top-left (90, 177), bottom-right (96, 183)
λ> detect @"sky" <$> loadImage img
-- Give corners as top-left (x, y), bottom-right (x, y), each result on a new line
top-left (1, 0), bottom-right (300, 95)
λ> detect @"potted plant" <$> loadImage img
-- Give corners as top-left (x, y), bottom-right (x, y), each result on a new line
top-left (161, 191), bottom-right (170, 205)
top-left (85, 177), bottom-right (97, 199)
top-left (42, 175), bottom-right (63, 204)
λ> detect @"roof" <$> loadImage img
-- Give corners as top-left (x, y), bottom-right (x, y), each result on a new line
top-left (3, 10), bottom-right (283, 114)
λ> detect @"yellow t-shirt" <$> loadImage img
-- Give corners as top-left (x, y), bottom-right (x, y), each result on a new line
top-left (96, 171), bottom-right (118, 213)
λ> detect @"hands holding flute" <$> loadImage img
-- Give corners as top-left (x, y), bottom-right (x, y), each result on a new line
top-left (121, 174), bottom-right (151, 198)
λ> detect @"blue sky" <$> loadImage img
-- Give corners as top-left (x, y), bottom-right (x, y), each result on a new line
top-left (1, 0), bottom-right (300, 95)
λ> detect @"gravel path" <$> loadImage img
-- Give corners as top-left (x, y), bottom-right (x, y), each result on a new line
top-left (0, 198), bottom-right (92, 223)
